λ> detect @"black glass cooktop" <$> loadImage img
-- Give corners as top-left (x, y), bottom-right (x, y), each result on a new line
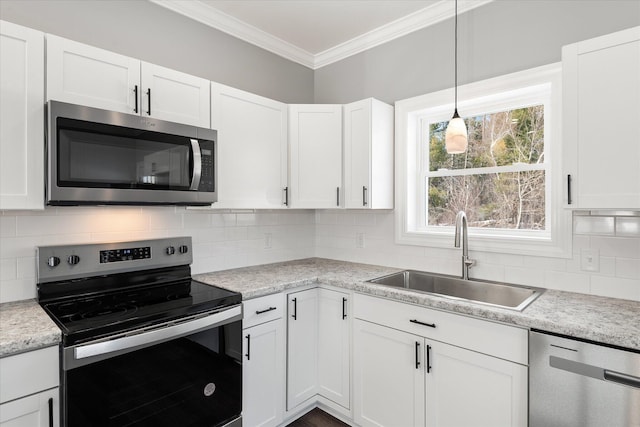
top-left (39, 266), bottom-right (241, 346)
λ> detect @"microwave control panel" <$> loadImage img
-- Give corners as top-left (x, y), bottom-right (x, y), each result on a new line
top-left (199, 140), bottom-right (215, 192)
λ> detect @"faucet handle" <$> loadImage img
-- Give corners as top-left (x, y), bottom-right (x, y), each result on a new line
top-left (464, 257), bottom-right (475, 268)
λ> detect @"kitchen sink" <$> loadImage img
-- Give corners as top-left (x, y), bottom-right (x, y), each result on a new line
top-left (367, 270), bottom-right (543, 311)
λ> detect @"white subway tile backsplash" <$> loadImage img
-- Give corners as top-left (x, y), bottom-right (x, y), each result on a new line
top-left (590, 236), bottom-right (640, 258)
top-left (616, 258), bottom-right (640, 280)
top-left (574, 216), bottom-right (615, 235)
top-left (616, 217), bottom-right (640, 237)
top-left (0, 216), bottom-right (16, 237)
top-left (0, 259), bottom-right (16, 281)
top-left (543, 270), bottom-right (590, 294)
top-left (591, 276), bottom-right (640, 301)
top-left (504, 266), bottom-right (546, 287)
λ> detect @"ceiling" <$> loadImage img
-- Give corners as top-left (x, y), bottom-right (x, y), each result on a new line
top-left (150, 0), bottom-right (493, 69)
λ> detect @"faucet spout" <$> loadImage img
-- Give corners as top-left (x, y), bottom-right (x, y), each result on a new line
top-left (454, 211), bottom-right (474, 280)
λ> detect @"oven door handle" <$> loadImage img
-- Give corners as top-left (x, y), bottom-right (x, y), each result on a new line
top-left (73, 305), bottom-right (241, 361)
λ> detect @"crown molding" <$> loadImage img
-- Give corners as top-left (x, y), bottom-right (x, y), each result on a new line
top-left (150, 0), bottom-right (493, 70)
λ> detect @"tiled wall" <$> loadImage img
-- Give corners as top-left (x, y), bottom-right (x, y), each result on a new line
top-left (0, 207), bottom-right (315, 303)
top-left (315, 210), bottom-right (640, 302)
top-left (2, 207), bottom-right (639, 304)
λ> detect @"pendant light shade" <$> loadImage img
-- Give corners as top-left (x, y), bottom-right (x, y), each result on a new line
top-left (445, 0), bottom-right (468, 154)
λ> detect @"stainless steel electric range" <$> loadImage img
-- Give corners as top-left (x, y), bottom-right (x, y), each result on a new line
top-left (36, 237), bottom-right (243, 427)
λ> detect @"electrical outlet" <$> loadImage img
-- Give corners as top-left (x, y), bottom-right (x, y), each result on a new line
top-left (356, 232), bottom-right (365, 248)
top-left (264, 233), bottom-right (272, 249)
top-left (580, 248), bottom-right (599, 272)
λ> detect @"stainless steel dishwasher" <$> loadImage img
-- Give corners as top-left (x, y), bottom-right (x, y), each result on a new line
top-left (530, 330), bottom-right (640, 427)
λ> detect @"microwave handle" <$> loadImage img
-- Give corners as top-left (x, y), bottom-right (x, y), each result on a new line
top-left (189, 139), bottom-right (202, 191)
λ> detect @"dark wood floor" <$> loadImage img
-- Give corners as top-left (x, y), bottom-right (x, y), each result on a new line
top-left (286, 408), bottom-right (350, 427)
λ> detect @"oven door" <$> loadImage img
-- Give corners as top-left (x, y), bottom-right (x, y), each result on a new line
top-left (62, 305), bottom-right (242, 427)
top-left (47, 100), bottom-right (216, 206)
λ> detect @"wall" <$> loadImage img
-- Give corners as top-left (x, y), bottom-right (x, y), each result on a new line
top-left (0, 208), bottom-right (315, 303)
top-left (0, 0), bottom-right (313, 103)
top-left (315, 211), bottom-right (640, 301)
top-left (314, 0), bottom-right (640, 104)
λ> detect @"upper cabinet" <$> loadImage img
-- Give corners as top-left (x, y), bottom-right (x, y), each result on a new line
top-left (563, 26), bottom-right (640, 209)
top-left (211, 82), bottom-right (288, 209)
top-left (289, 104), bottom-right (343, 208)
top-left (46, 35), bottom-right (210, 127)
top-left (343, 98), bottom-right (394, 209)
top-left (0, 21), bottom-right (45, 210)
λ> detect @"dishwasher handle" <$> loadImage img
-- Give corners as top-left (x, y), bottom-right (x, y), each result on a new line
top-left (551, 355), bottom-right (640, 389)
top-left (605, 370), bottom-right (640, 389)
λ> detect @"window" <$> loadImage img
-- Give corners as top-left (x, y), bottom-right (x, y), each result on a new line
top-left (396, 64), bottom-right (571, 257)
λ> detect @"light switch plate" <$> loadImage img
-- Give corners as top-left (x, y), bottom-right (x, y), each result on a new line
top-left (580, 248), bottom-right (599, 272)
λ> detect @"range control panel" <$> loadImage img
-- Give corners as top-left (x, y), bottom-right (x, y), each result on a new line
top-left (37, 237), bottom-right (192, 283)
top-left (100, 246), bottom-right (152, 263)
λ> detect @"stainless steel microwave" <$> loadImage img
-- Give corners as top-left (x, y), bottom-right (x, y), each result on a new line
top-left (46, 101), bottom-right (217, 206)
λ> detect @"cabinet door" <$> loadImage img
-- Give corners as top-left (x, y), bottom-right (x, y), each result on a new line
top-left (141, 62), bottom-right (210, 127)
top-left (354, 320), bottom-right (425, 427)
top-left (289, 104), bottom-right (342, 208)
top-left (287, 288), bottom-right (319, 410)
top-left (317, 288), bottom-right (350, 409)
top-left (0, 388), bottom-right (59, 427)
top-left (563, 26), bottom-right (640, 208)
top-left (0, 21), bottom-right (44, 210)
top-left (425, 341), bottom-right (527, 427)
top-left (243, 319), bottom-right (285, 427)
top-left (344, 99), bottom-right (393, 209)
top-left (46, 34), bottom-right (140, 114)
top-left (211, 82), bottom-right (288, 208)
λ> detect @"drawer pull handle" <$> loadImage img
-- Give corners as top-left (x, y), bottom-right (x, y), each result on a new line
top-left (410, 319), bottom-right (436, 328)
top-left (256, 306), bottom-right (277, 315)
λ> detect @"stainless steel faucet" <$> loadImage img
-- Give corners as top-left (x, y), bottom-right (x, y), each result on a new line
top-left (454, 211), bottom-right (475, 280)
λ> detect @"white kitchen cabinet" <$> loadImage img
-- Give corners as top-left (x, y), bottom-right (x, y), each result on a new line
top-left (211, 82), bottom-right (288, 208)
top-left (242, 294), bottom-right (285, 427)
top-left (353, 293), bottom-right (528, 427)
top-left (46, 35), bottom-right (210, 127)
top-left (286, 288), bottom-right (319, 410)
top-left (343, 98), bottom-right (394, 209)
top-left (425, 340), bottom-right (527, 427)
top-left (354, 319), bottom-right (424, 427)
top-left (563, 26), bottom-right (640, 209)
top-left (0, 346), bottom-right (60, 427)
top-left (317, 288), bottom-right (350, 410)
top-left (289, 104), bottom-right (343, 208)
top-left (0, 20), bottom-right (45, 210)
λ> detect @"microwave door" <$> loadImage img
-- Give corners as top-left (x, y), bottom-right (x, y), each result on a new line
top-left (189, 139), bottom-right (202, 191)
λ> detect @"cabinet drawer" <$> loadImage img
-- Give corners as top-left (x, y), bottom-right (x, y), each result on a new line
top-left (0, 346), bottom-right (59, 404)
top-left (354, 293), bottom-right (527, 364)
top-left (243, 293), bottom-right (284, 329)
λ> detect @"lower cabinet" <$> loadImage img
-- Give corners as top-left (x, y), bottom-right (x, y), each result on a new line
top-left (0, 388), bottom-right (59, 427)
top-left (354, 293), bottom-right (528, 427)
top-left (242, 294), bottom-right (286, 427)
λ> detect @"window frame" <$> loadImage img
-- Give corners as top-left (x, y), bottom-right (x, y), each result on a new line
top-left (395, 63), bottom-right (572, 257)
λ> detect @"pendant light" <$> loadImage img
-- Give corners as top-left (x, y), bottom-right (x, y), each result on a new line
top-left (445, 0), bottom-right (468, 154)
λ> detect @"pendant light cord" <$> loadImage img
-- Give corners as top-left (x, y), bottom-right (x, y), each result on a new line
top-left (454, 0), bottom-right (458, 116)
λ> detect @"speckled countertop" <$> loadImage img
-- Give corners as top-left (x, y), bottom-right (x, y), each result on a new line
top-left (2, 258), bottom-right (638, 358)
top-left (0, 299), bottom-right (60, 357)
top-left (195, 258), bottom-right (640, 351)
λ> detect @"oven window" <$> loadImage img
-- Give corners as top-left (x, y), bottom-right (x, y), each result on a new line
top-left (57, 118), bottom-right (192, 190)
top-left (65, 320), bottom-right (242, 427)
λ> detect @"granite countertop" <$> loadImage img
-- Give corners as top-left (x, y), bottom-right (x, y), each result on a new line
top-left (195, 258), bottom-right (640, 351)
top-left (2, 258), bottom-right (638, 358)
top-left (0, 299), bottom-right (60, 358)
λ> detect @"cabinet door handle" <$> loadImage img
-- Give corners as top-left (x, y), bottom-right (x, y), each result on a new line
top-left (291, 297), bottom-right (297, 320)
top-left (415, 341), bottom-right (421, 369)
top-left (410, 319), bottom-right (436, 328)
top-left (245, 334), bottom-right (251, 360)
top-left (133, 85), bottom-right (139, 113)
top-left (342, 297), bottom-right (347, 319)
top-left (337, 187), bottom-right (340, 207)
top-left (363, 186), bottom-right (368, 206)
top-left (256, 306), bottom-right (277, 315)
top-left (567, 174), bottom-right (572, 205)
top-left (146, 88), bottom-right (151, 115)
top-left (284, 187), bottom-right (289, 206)
top-left (426, 344), bottom-right (432, 373)
top-left (48, 397), bottom-right (54, 427)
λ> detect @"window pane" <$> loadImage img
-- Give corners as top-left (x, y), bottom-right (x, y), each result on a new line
top-left (428, 105), bottom-right (544, 171)
top-left (427, 171), bottom-right (546, 230)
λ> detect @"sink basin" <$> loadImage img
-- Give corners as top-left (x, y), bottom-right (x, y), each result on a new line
top-left (367, 270), bottom-right (543, 311)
